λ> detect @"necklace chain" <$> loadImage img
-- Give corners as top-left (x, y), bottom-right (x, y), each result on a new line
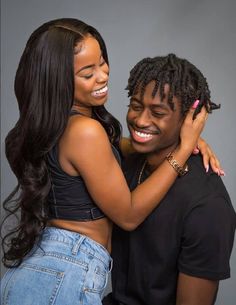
top-left (138, 160), bottom-right (147, 185)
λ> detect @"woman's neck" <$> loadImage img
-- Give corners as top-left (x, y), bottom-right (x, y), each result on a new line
top-left (72, 104), bottom-right (92, 117)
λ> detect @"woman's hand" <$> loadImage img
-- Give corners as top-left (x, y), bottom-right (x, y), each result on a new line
top-left (179, 100), bottom-right (208, 154)
top-left (180, 100), bottom-right (225, 176)
top-left (193, 138), bottom-right (225, 176)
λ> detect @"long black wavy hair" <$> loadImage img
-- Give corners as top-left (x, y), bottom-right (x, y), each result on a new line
top-left (1, 18), bottom-right (122, 267)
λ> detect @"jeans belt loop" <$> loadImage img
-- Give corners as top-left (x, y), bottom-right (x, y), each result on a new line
top-left (71, 234), bottom-right (86, 255)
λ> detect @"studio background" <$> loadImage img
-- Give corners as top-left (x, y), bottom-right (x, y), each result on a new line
top-left (1, 0), bottom-right (236, 304)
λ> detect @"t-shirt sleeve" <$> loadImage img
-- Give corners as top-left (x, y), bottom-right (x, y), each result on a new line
top-left (178, 195), bottom-right (236, 280)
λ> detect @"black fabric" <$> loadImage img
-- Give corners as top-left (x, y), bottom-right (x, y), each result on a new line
top-left (46, 141), bottom-right (121, 221)
top-left (111, 154), bottom-right (236, 305)
top-left (103, 293), bottom-right (122, 305)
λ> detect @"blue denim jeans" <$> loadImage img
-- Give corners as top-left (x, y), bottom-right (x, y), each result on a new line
top-left (1, 227), bottom-right (113, 305)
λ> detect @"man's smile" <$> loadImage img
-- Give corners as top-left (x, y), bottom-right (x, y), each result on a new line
top-left (129, 125), bottom-right (160, 143)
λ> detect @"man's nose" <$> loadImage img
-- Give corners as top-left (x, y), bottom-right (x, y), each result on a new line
top-left (135, 110), bottom-right (151, 127)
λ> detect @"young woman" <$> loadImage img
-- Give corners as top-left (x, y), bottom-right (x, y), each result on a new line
top-left (1, 18), bottom-right (222, 305)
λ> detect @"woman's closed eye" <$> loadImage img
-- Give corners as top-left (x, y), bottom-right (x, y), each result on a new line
top-left (83, 74), bottom-right (93, 79)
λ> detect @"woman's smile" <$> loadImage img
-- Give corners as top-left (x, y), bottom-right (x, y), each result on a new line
top-left (91, 84), bottom-right (108, 98)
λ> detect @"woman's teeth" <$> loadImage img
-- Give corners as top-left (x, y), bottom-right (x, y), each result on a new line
top-left (92, 85), bottom-right (108, 97)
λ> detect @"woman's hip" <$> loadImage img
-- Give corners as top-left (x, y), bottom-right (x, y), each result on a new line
top-left (1, 227), bottom-right (113, 305)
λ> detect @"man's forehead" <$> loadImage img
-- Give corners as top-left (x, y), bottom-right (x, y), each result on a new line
top-left (132, 81), bottom-right (181, 111)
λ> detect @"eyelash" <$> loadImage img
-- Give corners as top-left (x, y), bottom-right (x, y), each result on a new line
top-left (152, 112), bottom-right (165, 117)
top-left (128, 104), bottom-right (166, 117)
top-left (83, 74), bottom-right (93, 79)
top-left (82, 61), bottom-right (106, 79)
top-left (127, 104), bottom-right (142, 111)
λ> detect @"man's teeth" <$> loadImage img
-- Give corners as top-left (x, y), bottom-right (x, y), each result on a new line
top-left (92, 86), bottom-right (108, 96)
top-left (135, 131), bottom-right (153, 138)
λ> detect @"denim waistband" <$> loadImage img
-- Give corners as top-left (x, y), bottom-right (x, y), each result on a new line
top-left (40, 227), bottom-right (112, 270)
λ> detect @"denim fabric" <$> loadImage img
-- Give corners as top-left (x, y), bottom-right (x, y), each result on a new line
top-left (1, 227), bottom-right (113, 305)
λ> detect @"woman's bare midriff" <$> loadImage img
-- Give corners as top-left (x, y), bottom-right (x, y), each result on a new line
top-left (47, 217), bottom-right (113, 253)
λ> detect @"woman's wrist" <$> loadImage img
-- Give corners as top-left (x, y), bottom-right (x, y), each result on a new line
top-left (166, 152), bottom-right (189, 176)
top-left (165, 145), bottom-right (190, 177)
top-left (172, 144), bottom-right (192, 161)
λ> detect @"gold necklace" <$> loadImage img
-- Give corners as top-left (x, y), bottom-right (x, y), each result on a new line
top-left (138, 159), bottom-right (147, 185)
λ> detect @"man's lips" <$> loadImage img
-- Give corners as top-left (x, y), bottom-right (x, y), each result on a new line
top-left (129, 126), bottom-right (160, 143)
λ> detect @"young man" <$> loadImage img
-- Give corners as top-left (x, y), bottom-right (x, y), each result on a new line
top-left (104, 54), bottom-right (236, 305)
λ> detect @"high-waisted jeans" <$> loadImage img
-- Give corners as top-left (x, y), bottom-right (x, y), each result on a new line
top-left (1, 227), bottom-right (113, 305)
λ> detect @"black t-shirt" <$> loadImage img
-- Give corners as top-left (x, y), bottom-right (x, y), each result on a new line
top-left (110, 154), bottom-right (236, 305)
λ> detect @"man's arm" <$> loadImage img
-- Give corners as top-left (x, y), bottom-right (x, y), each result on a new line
top-left (176, 273), bottom-right (218, 305)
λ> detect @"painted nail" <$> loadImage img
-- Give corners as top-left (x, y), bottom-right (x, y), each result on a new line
top-left (192, 100), bottom-right (200, 109)
top-left (220, 169), bottom-right (226, 176)
top-left (205, 165), bottom-right (209, 173)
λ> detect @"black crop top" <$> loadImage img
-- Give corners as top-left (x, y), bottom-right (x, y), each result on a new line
top-left (47, 141), bottom-right (121, 221)
top-left (47, 120), bottom-right (121, 221)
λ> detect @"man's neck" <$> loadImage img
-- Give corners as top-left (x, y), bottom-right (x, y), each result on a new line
top-left (146, 145), bottom-right (178, 172)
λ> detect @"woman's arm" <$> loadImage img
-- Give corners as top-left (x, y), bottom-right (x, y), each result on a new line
top-left (119, 137), bottom-right (135, 157)
top-left (195, 138), bottom-right (224, 175)
top-left (60, 105), bottom-right (206, 231)
top-left (121, 136), bottom-right (224, 176)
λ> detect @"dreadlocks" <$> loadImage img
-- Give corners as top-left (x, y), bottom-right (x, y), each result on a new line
top-left (126, 54), bottom-right (220, 115)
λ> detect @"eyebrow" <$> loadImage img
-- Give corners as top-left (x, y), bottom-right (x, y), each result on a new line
top-left (130, 97), bottom-right (169, 109)
top-left (77, 54), bottom-right (104, 73)
top-left (151, 104), bottom-right (169, 110)
top-left (130, 97), bottom-right (141, 103)
top-left (78, 64), bottom-right (94, 73)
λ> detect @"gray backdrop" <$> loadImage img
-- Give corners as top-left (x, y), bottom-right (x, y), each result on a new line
top-left (1, 0), bottom-right (236, 304)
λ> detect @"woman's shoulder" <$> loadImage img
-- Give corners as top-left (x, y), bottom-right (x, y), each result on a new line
top-left (120, 137), bottom-right (135, 157)
top-left (63, 115), bottom-right (109, 147)
top-left (70, 115), bottom-right (106, 136)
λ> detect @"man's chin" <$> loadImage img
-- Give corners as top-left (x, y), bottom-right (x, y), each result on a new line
top-left (130, 140), bottom-right (153, 154)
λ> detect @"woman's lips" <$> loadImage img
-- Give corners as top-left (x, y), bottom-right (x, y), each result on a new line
top-left (91, 85), bottom-right (108, 98)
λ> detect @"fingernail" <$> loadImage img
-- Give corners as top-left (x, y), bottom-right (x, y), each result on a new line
top-left (192, 100), bottom-right (200, 109)
top-left (220, 169), bottom-right (226, 176)
top-left (205, 165), bottom-right (209, 173)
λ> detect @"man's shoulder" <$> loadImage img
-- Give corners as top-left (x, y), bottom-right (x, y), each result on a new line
top-left (122, 152), bottom-right (142, 169)
top-left (185, 154), bottom-right (228, 195)
top-left (122, 153), bottom-right (144, 185)
top-left (171, 154), bottom-right (232, 212)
